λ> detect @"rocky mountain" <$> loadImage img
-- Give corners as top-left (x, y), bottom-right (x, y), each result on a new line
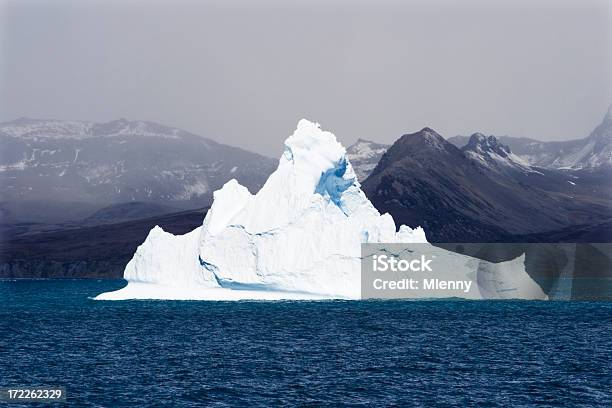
top-left (0, 118), bottom-right (276, 221)
top-left (449, 107), bottom-right (612, 170)
top-left (345, 139), bottom-right (389, 181)
top-left (362, 128), bottom-right (612, 242)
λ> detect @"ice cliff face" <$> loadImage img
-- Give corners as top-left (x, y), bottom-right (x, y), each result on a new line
top-left (194, 120), bottom-right (425, 297)
top-left (96, 120), bottom-right (545, 301)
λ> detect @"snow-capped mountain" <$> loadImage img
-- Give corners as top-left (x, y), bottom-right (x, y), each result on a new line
top-left (449, 106), bottom-right (612, 170)
top-left (0, 118), bottom-right (276, 208)
top-left (461, 133), bottom-right (535, 174)
top-left (560, 106), bottom-right (612, 169)
top-left (346, 139), bottom-right (389, 181)
top-left (362, 127), bottom-right (612, 242)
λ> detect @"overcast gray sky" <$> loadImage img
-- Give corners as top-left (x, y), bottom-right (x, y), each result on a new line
top-left (1, 0), bottom-right (611, 156)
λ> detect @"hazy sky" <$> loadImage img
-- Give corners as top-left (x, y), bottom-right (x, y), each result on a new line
top-left (1, 0), bottom-right (611, 156)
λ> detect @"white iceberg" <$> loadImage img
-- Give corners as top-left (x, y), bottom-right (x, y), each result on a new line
top-left (96, 119), bottom-right (546, 301)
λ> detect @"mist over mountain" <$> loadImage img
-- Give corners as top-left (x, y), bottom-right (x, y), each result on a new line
top-left (0, 118), bottom-right (276, 223)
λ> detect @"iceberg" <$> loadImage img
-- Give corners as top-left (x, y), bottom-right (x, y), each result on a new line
top-left (96, 119), bottom-right (546, 301)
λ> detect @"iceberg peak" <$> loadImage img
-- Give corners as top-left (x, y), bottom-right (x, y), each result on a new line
top-left (284, 118), bottom-right (344, 164)
top-left (235, 119), bottom-right (366, 233)
top-left (281, 118), bottom-right (350, 190)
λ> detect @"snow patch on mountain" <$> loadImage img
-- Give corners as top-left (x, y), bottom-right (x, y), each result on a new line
top-left (462, 133), bottom-right (540, 174)
top-left (346, 139), bottom-right (389, 181)
top-left (0, 118), bottom-right (94, 139)
top-left (0, 118), bottom-right (192, 141)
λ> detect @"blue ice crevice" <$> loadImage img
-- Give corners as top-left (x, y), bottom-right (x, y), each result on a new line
top-left (315, 158), bottom-right (354, 210)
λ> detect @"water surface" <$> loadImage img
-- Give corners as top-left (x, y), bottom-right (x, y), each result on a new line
top-left (1, 280), bottom-right (610, 406)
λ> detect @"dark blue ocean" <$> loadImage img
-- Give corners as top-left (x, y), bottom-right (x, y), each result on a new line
top-left (1, 280), bottom-right (611, 407)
